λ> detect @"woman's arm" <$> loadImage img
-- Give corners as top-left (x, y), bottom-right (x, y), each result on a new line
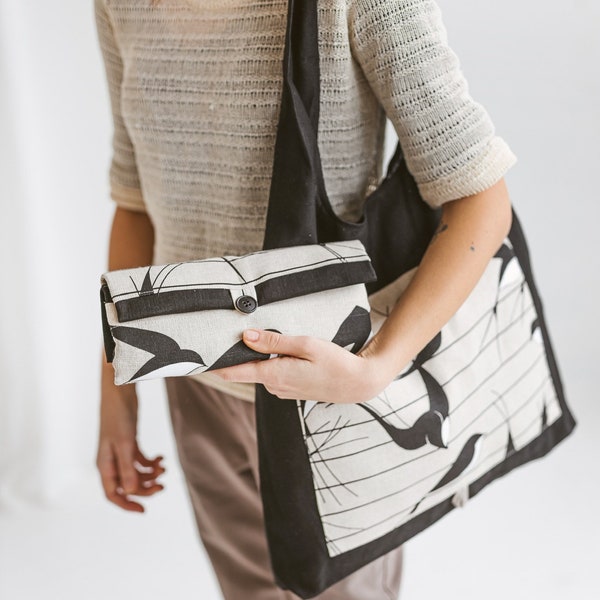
top-left (212, 178), bottom-right (513, 403)
top-left (106, 206), bottom-right (155, 270)
top-left (358, 177), bottom-right (513, 386)
top-left (97, 207), bottom-right (164, 513)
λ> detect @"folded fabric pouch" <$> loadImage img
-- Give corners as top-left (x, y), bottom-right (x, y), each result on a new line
top-left (100, 239), bottom-right (377, 385)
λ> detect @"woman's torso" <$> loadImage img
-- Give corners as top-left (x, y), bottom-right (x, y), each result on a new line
top-left (109, 0), bottom-right (387, 265)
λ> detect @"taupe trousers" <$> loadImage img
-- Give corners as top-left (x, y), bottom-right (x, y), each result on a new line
top-left (165, 376), bottom-right (404, 600)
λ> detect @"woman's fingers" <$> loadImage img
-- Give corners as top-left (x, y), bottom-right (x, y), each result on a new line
top-left (97, 438), bottom-right (166, 512)
top-left (138, 467), bottom-right (165, 483)
top-left (133, 448), bottom-right (166, 484)
top-left (126, 482), bottom-right (165, 497)
top-left (134, 447), bottom-right (164, 468)
top-left (97, 444), bottom-right (145, 512)
top-left (111, 487), bottom-right (146, 512)
top-left (115, 444), bottom-right (166, 498)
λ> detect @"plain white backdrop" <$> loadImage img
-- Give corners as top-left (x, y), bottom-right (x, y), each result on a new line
top-left (0, 0), bottom-right (598, 598)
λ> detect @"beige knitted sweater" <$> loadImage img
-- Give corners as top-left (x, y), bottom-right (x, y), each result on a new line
top-left (95, 0), bottom-right (518, 402)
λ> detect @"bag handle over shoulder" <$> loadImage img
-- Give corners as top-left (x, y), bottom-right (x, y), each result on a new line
top-left (262, 0), bottom-right (438, 294)
top-left (262, 0), bottom-right (322, 250)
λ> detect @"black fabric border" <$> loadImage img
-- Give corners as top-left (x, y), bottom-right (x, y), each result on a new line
top-left (100, 287), bottom-right (115, 363)
top-left (505, 209), bottom-right (574, 421)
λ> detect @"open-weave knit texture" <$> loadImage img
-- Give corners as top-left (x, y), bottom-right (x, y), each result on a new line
top-left (96, 0), bottom-right (518, 401)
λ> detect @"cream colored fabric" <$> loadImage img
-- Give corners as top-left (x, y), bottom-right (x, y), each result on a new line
top-left (95, 0), bottom-right (518, 402)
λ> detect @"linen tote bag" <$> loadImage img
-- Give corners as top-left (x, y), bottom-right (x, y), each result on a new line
top-left (254, 0), bottom-right (577, 597)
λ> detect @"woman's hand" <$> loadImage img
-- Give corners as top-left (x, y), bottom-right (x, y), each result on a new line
top-left (96, 358), bottom-right (166, 512)
top-left (210, 329), bottom-right (399, 404)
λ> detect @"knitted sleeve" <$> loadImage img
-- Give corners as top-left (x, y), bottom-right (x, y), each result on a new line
top-left (94, 0), bottom-right (146, 212)
top-left (347, 0), bottom-right (518, 208)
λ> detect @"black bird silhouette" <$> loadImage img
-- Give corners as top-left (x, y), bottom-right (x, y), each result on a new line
top-left (359, 405), bottom-right (448, 450)
top-left (393, 333), bottom-right (448, 419)
top-left (479, 242), bottom-right (522, 358)
top-left (331, 305), bottom-right (372, 353)
top-left (395, 331), bottom-right (442, 380)
top-left (140, 267), bottom-right (153, 294)
top-left (207, 340), bottom-right (272, 370)
top-left (419, 366), bottom-right (449, 420)
top-left (366, 331), bottom-right (449, 449)
top-left (494, 243), bottom-right (515, 284)
top-left (205, 328), bottom-right (283, 371)
top-left (138, 263), bottom-right (184, 294)
top-left (112, 325), bottom-right (206, 382)
top-left (409, 433), bottom-right (484, 514)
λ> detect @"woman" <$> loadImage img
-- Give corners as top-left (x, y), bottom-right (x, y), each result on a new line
top-left (95, 0), bottom-right (516, 598)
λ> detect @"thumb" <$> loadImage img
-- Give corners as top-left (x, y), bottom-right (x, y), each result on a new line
top-left (242, 329), bottom-right (311, 358)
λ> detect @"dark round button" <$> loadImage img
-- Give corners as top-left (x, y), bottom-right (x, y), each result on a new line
top-left (235, 295), bottom-right (257, 314)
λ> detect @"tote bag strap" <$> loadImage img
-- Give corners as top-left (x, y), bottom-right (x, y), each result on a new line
top-left (261, 0), bottom-right (322, 250)
top-left (263, 0), bottom-right (433, 294)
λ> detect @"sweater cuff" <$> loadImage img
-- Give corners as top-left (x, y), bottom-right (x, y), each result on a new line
top-left (110, 181), bottom-right (147, 213)
top-left (417, 137), bottom-right (518, 208)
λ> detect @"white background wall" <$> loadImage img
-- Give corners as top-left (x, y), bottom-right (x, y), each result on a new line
top-left (0, 0), bottom-right (598, 598)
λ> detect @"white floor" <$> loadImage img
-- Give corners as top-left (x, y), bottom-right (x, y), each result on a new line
top-left (1, 376), bottom-right (597, 600)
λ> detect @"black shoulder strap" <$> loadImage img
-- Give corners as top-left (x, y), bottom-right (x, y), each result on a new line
top-left (261, 0), bottom-right (321, 250)
top-left (261, 0), bottom-right (405, 252)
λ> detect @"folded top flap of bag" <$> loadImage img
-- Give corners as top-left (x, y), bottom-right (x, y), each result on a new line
top-left (100, 239), bottom-right (377, 323)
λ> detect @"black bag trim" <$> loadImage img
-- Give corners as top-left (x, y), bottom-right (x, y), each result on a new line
top-left (100, 287), bottom-right (115, 363)
top-left (107, 259), bottom-right (376, 323)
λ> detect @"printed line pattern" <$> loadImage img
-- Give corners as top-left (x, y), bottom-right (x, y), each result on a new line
top-left (296, 250), bottom-right (564, 557)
